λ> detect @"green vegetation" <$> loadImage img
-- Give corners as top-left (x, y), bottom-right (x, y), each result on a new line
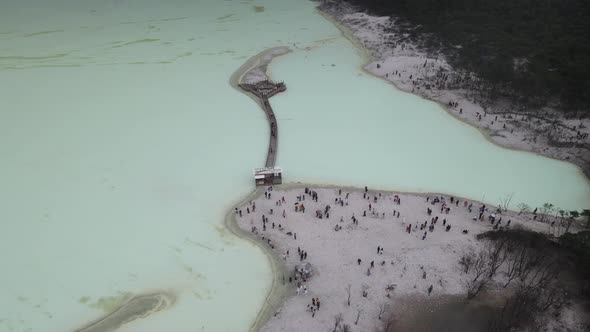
top-left (340, 0), bottom-right (590, 113)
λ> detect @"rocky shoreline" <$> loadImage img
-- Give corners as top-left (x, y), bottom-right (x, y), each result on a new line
top-left (317, 1), bottom-right (590, 179)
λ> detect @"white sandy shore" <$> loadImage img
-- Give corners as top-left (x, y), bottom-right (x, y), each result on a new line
top-left (318, 2), bottom-right (590, 178)
top-left (233, 184), bottom-right (584, 331)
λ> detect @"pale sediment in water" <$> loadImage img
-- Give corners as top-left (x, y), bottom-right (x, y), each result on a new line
top-left (76, 292), bottom-right (175, 332)
top-left (224, 188), bottom-right (291, 332)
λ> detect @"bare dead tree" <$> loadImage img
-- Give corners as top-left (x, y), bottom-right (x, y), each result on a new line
top-left (564, 213), bottom-right (575, 234)
top-left (346, 284), bottom-right (351, 306)
top-left (472, 250), bottom-right (489, 282)
top-left (518, 249), bottom-right (545, 283)
top-left (539, 203), bottom-right (555, 223)
top-left (361, 284), bottom-right (369, 298)
top-left (465, 278), bottom-right (487, 299)
top-left (486, 239), bottom-right (509, 278)
top-left (517, 203), bottom-right (530, 215)
top-left (340, 324), bottom-right (351, 332)
top-left (499, 193), bottom-right (514, 211)
top-left (520, 257), bottom-right (559, 290)
top-left (354, 309), bottom-right (362, 325)
top-left (503, 245), bottom-right (525, 288)
top-left (487, 285), bottom-right (537, 332)
top-left (537, 283), bottom-right (566, 312)
top-left (459, 251), bottom-right (476, 274)
top-left (333, 313), bottom-right (343, 332)
top-left (378, 303), bottom-right (389, 320)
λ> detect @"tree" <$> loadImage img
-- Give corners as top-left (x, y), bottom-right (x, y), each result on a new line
top-left (487, 285), bottom-right (537, 331)
top-left (539, 203), bottom-right (555, 223)
top-left (378, 303), bottom-right (389, 320)
top-left (536, 283), bottom-right (566, 312)
top-left (333, 313), bottom-right (343, 332)
top-left (517, 203), bottom-right (530, 215)
top-left (459, 252), bottom-right (475, 273)
top-left (563, 211), bottom-right (576, 234)
top-left (499, 193), bottom-right (514, 211)
top-left (354, 309), bottom-right (362, 325)
top-left (471, 250), bottom-right (489, 282)
top-left (486, 239), bottom-right (508, 279)
top-left (582, 209), bottom-right (590, 229)
top-left (462, 247), bottom-right (490, 299)
top-left (465, 278), bottom-right (487, 299)
top-left (361, 284), bottom-right (369, 298)
top-left (346, 284), bottom-right (351, 306)
top-left (519, 255), bottom-right (559, 289)
top-left (503, 251), bottom-right (519, 288)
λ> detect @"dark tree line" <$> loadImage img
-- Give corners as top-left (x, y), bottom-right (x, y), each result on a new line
top-left (333, 0), bottom-right (590, 113)
top-left (463, 229), bottom-right (590, 331)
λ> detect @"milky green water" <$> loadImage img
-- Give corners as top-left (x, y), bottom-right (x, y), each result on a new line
top-left (0, 1), bottom-right (588, 331)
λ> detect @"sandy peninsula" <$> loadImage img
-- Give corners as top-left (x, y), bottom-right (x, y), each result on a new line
top-left (229, 46), bottom-right (291, 88)
top-left (75, 292), bottom-right (175, 332)
top-left (232, 185), bottom-right (587, 331)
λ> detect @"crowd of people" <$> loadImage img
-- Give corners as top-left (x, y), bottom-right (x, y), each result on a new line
top-left (235, 185), bottom-right (517, 322)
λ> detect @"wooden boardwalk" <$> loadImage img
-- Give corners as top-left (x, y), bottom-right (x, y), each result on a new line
top-left (238, 81), bottom-right (286, 168)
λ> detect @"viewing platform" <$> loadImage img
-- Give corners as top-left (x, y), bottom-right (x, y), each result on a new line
top-left (238, 80), bottom-right (286, 186)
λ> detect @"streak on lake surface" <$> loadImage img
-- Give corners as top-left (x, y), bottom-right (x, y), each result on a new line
top-left (0, 0), bottom-right (589, 331)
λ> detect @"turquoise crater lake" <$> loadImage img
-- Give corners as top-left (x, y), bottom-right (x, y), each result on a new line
top-left (0, 0), bottom-right (588, 331)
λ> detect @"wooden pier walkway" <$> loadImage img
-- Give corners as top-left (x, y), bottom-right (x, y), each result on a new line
top-left (238, 81), bottom-right (286, 168)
